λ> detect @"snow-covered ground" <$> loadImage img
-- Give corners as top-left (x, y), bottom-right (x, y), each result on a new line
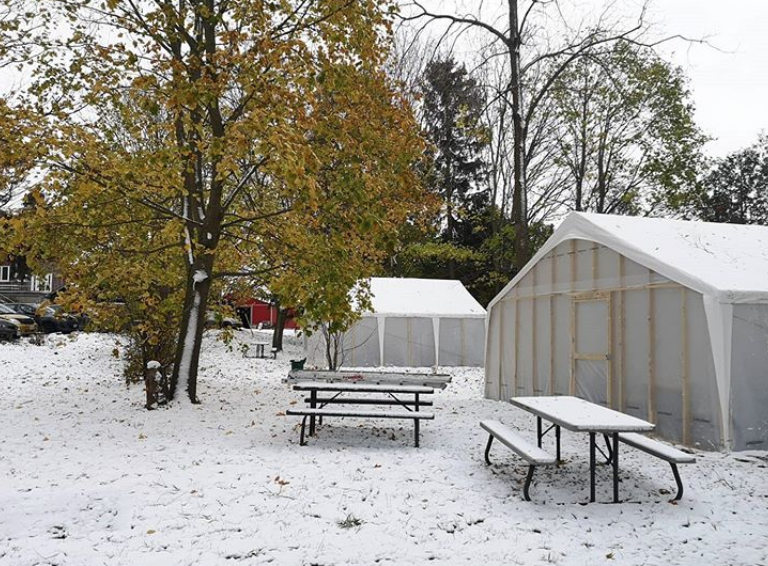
top-left (1, 332), bottom-right (766, 565)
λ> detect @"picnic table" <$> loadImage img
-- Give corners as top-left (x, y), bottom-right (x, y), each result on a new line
top-left (243, 341), bottom-right (274, 359)
top-left (509, 396), bottom-right (655, 503)
top-left (286, 381), bottom-right (435, 447)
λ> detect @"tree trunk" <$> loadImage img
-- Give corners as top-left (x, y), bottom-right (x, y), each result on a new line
top-left (508, 0), bottom-right (530, 268)
top-left (171, 254), bottom-right (214, 403)
top-left (272, 305), bottom-right (288, 351)
top-left (323, 326), bottom-right (340, 371)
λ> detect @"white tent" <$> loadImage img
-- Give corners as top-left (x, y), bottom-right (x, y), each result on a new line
top-left (306, 277), bottom-right (486, 368)
top-left (485, 212), bottom-right (768, 451)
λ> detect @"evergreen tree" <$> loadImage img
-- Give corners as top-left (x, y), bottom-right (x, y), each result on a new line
top-left (696, 135), bottom-right (768, 225)
top-left (421, 56), bottom-right (489, 277)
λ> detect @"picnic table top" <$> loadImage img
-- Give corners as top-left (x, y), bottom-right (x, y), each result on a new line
top-left (510, 396), bottom-right (655, 433)
top-left (286, 369), bottom-right (451, 390)
top-left (293, 381), bottom-right (435, 394)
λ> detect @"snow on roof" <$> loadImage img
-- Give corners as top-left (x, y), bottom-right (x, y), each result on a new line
top-left (490, 212), bottom-right (768, 307)
top-left (365, 277), bottom-right (486, 318)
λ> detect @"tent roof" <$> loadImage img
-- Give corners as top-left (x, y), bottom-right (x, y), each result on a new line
top-left (489, 212), bottom-right (768, 308)
top-left (365, 277), bottom-right (486, 318)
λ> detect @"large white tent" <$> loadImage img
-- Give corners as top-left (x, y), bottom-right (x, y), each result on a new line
top-left (485, 212), bottom-right (768, 451)
top-left (305, 277), bottom-right (486, 368)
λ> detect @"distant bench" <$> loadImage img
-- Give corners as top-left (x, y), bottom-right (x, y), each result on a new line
top-left (480, 420), bottom-right (557, 501)
top-left (618, 433), bottom-right (696, 500)
top-left (287, 382), bottom-right (435, 447)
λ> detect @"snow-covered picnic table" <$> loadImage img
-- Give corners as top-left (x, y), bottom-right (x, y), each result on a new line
top-left (509, 396), bottom-right (655, 503)
top-left (252, 341), bottom-right (272, 358)
top-left (287, 381), bottom-right (435, 447)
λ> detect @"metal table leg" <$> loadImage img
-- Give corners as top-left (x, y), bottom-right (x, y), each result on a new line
top-left (589, 432), bottom-right (596, 503)
top-left (484, 435), bottom-right (494, 465)
top-left (309, 389), bottom-right (317, 436)
top-left (556, 425), bottom-right (561, 463)
top-left (414, 393), bottom-right (420, 447)
top-left (612, 431), bottom-right (620, 503)
top-left (604, 433), bottom-right (614, 464)
top-left (537, 416), bottom-right (543, 448)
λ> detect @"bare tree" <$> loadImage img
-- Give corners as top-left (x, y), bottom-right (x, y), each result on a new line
top-left (403, 0), bottom-right (702, 265)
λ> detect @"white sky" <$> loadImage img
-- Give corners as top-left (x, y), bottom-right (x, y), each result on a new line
top-left (407, 0), bottom-right (768, 158)
top-left (652, 0), bottom-right (768, 156)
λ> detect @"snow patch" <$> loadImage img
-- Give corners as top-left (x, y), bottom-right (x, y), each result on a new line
top-left (192, 269), bottom-right (208, 285)
top-left (1, 332), bottom-right (766, 565)
top-left (176, 291), bottom-right (201, 403)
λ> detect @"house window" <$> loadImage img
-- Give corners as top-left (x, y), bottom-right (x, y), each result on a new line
top-left (0, 265), bottom-right (10, 282)
top-left (31, 273), bottom-right (53, 292)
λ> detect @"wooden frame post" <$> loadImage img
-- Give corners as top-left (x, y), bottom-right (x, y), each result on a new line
top-left (681, 287), bottom-right (690, 445)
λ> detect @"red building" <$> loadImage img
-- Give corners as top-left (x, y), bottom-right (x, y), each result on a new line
top-left (239, 298), bottom-right (298, 329)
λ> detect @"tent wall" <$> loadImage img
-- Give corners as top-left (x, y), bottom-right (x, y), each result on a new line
top-left (730, 304), bottom-right (768, 451)
top-left (485, 239), bottom-right (723, 450)
top-left (307, 315), bottom-right (485, 368)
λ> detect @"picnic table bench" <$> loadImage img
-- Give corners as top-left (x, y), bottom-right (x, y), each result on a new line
top-left (481, 420), bottom-right (557, 501)
top-left (287, 381), bottom-right (435, 447)
top-left (618, 432), bottom-right (696, 500)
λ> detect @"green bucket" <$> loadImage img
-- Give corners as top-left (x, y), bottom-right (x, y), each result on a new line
top-left (290, 358), bottom-right (306, 371)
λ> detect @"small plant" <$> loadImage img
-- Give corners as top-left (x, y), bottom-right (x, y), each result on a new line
top-left (337, 514), bottom-right (364, 529)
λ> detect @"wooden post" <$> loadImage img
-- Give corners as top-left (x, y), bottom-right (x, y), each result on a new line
top-left (681, 287), bottom-right (690, 445)
top-left (550, 249), bottom-right (556, 396)
top-left (648, 283), bottom-right (656, 423)
top-left (514, 288), bottom-right (520, 395)
top-left (619, 255), bottom-right (626, 412)
top-left (569, 240), bottom-right (577, 396)
top-left (532, 265), bottom-right (538, 395)
top-left (145, 361), bottom-right (162, 410)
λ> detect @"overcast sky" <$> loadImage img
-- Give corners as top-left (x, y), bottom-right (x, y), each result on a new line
top-left (408, 0), bottom-right (767, 159)
top-left (653, 0), bottom-right (768, 157)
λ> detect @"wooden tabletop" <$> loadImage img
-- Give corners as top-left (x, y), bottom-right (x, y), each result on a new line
top-left (294, 381), bottom-right (435, 394)
top-left (509, 396), bottom-right (654, 433)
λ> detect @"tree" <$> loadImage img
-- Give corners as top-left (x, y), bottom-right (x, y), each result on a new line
top-left (694, 135), bottom-right (768, 225)
top-left (20, 0), bottom-right (427, 403)
top-left (550, 41), bottom-right (706, 215)
top-left (0, 1), bottom-right (45, 211)
top-left (420, 55), bottom-right (488, 277)
top-left (405, 0), bottom-right (701, 266)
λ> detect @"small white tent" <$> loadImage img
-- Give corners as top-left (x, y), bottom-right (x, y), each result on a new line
top-left (306, 277), bottom-right (486, 368)
top-left (485, 212), bottom-right (768, 451)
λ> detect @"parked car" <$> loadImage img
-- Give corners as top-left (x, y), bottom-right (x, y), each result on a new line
top-left (205, 310), bottom-right (243, 330)
top-left (0, 318), bottom-right (18, 341)
top-left (38, 305), bottom-right (81, 334)
top-left (5, 303), bottom-right (80, 334)
top-left (0, 303), bottom-right (38, 336)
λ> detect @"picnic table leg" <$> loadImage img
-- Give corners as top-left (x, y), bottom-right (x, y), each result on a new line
top-left (589, 432), bottom-right (596, 503)
top-left (537, 416), bottom-right (543, 448)
top-left (523, 465), bottom-right (536, 502)
top-left (414, 393), bottom-right (420, 447)
top-left (484, 435), bottom-right (494, 465)
top-left (603, 433), bottom-right (614, 464)
top-left (612, 432), bottom-right (620, 503)
top-left (299, 415), bottom-right (308, 446)
top-left (671, 463), bottom-right (684, 501)
top-left (309, 390), bottom-right (317, 436)
top-left (555, 425), bottom-right (561, 463)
